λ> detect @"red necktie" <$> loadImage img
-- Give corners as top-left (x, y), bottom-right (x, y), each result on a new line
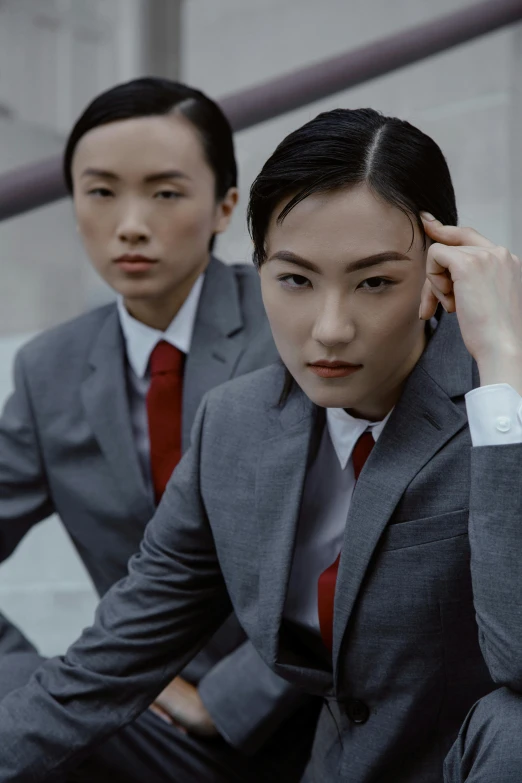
top-left (146, 340), bottom-right (184, 504)
top-left (317, 431), bottom-right (375, 652)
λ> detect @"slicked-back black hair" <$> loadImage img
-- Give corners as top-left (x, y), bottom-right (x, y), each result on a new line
top-left (248, 107), bottom-right (457, 268)
top-left (247, 108), bottom-right (458, 403)
top-left (63, 77), bottom-right (237, 200)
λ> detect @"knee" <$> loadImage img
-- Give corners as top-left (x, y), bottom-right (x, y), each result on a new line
top-left (466, 686), bottom-right (522, 737)
top-left (445, 688), bottom-right (522, 782)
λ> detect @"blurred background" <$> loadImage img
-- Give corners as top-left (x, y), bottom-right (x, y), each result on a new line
top-left (0, 0), bottom-right (520, 655)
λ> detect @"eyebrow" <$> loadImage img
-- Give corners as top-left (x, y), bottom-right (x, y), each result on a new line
top-left (80, 168), bottom-right (191, 183)
top-left (267, 249), bottom-right (411, 273)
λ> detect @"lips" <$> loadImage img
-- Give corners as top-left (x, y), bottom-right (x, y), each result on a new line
top-left (308, 361), bottom-right (362, 379)
top-left (114, 255), bottom-right (158, 273)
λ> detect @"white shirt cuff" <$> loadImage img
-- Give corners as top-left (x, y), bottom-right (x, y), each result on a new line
top-left (465, 384), bottom-right (522, 446)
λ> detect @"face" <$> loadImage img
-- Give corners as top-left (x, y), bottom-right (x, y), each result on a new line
top-left (71, 113), bottom-right (237, 318)
top-left (259, 184), bottom-right (428, 420)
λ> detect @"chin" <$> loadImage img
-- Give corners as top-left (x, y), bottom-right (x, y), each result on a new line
top-left (316, 393), bottom-right (358, 409)
top-left (298, 378), bottom-right (360, 410)
top-left (115, 280), bottom-right (164, 300)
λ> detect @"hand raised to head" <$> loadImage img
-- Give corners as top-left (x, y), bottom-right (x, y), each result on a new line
top-left (419, 213), bottom-right (522, 391)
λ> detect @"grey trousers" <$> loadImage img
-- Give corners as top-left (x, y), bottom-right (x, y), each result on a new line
top-left (0, 616), bottom-right (316, 783)
top-left (445, 687), bottom-right (522, 782)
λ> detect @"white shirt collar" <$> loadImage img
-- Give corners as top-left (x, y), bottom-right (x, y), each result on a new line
top-left (326, 406), bottom-right (393, 470)
top-left (117, 274), bottom-right (205, 379)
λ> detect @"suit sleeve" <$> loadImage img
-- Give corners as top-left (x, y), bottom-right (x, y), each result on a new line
top-left (469, 442), bottom-right (522, 691)
top-left (0, 398), bottom-right (232, 783)
top-left (463, 385), bottom-right (522, 688)
top-left (0, 350), bottom-right (54, 560)
top-left (198, 639), bottom-right (313, 754)
top-left (0, 350), bottom-right (56, 653)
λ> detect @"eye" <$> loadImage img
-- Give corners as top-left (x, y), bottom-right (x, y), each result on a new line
top-left (357, 276), bottom-right (394, 291)
top-left (278, 273), bottom-right (311, 290)
top-left (87, 187), bottom-right (113, 198)
top-left (154, 190), bottom-right (183, 200)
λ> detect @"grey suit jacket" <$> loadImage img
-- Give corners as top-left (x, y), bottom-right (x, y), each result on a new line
top-left (0, 256), bottom-right (316, 755)
top-left (0, 310), bottom-right (519, 783)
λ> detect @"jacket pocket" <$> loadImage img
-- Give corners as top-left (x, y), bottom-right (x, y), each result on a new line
top-left (380, 508), bottom-right (469, 552)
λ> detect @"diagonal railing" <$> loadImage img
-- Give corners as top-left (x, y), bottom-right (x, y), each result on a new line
top-left (0, 0), bottom-right (521, 222)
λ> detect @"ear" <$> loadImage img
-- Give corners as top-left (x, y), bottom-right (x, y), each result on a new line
top-left (214, 187), bottom-right (239, 234)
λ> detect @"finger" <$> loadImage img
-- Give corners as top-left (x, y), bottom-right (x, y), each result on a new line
top-left (419, 278), bottom-right (439, 320)
top-left (150, 704), bottom-right (189, 734)
top-left (427, 265), bottom-right (453, 296)
top-left (433, 289), bottom-right (456, 313)
top-left (425, 252), bottom-right (455, 300)
top-left (428, 281), bottom-right (456, 311)
top-left (425, 258), bottom-right (456, 313)
top-left (426, 244), bottom-right (474, 279)
top-left (419, 277), bottom-right (456, 319)
top-left (149, 704), bottom-right (174, 725)
top-left (420, 213), bottom-right (495, 249)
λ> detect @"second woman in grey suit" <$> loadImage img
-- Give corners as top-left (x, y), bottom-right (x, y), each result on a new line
top-left (0, 78), bottom-right (319, 782)
top-left (0, 108), bottom-right (521, 782)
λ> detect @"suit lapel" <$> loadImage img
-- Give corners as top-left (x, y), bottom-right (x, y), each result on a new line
top-left (182, 257), bottom-right (244, 451)
top-left (81, 307), bottom-right (155, 523)
top-left (332, 313), bottom-right (473, 682)
top-left (256, 385), bottom-right (334, 691)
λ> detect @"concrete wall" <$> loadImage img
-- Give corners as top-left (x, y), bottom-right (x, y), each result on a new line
top-left (0, 0), bottom-right (183, 336)
top-left (0, 0), bottom-right (520, 654)
top-left (184, 0), bottom-right (518, 262)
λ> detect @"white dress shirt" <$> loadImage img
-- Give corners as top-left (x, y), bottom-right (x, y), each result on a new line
top-left (284, 407), bottom-right (392, 632)
top-left (117, 274), bottom-right (204, 489)
top-left (284, 383), bottom-right (522, 636)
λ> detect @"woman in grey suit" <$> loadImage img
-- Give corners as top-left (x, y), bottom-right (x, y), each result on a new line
top-left (0, 79), bottom-right (318, 782)
top-left (0, 108), bottom-right (521, 782)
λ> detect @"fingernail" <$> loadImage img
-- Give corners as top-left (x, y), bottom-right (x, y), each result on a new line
top-left (418, 304), bottom-right (423, 319)
top-left (420, 211), bottom-right (437, 222)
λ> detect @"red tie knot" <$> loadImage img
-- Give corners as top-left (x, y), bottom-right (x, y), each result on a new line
top-left (352, 431), bottom-right (375, 481)
top-left (149, 340), bottom-right (184, 376)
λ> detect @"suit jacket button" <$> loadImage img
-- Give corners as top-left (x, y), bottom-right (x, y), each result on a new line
top-left (346, 698), bottom-right (370, 724)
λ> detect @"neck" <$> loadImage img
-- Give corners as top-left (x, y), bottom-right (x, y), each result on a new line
top-left (123, 267), bottom-right (204, 332)
top-left (345, 382), bottom-right (403, 423)
top-left (124, 293), bottom-right (187, 332)
top-left (346, 327), bottom-right (428, 421)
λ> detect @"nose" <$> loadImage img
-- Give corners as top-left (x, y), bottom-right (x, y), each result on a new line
top-left (312, 295), bottom-right (355, 347)
top-left (117, 204), bottom-right (151, 245)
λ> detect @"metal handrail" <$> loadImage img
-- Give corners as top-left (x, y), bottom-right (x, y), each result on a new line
top-left (0, 0), bottom-right (521, 222)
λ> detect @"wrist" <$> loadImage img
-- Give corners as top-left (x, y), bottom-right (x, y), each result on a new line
top-left (477, 350), bottom-right (522, 395)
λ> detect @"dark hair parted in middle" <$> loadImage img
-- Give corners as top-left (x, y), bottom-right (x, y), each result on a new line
top-left (248, 107), bottom-right (458, 267)
top-left (63, 77), bottom-right (237, 200)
